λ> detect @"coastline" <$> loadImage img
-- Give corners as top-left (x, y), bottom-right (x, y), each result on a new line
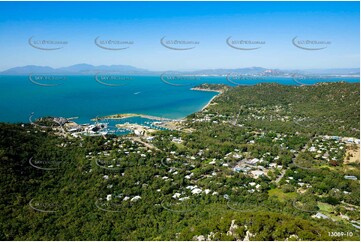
top-left (96, 87), bottom-right (223, 122)
top-left (92, 113), bottom-right (173, 122)
top-left (200, 94), bottom-right (219, 112)
top-left (190, 87), bottom-right (223, 111)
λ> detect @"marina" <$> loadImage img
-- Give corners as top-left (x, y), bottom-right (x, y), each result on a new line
top-left (57, 115), bottom-right (172, 138)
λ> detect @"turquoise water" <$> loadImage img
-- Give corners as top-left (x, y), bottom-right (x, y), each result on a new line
top-left (0, 75), bottom-right (359, 124)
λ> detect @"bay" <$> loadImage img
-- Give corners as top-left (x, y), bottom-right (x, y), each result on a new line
top-left (0, 75), bottom-right (358, 124)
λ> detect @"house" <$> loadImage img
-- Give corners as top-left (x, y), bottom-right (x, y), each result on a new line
top-left (309, 147), bottom-right (317, 152)
top-left (131, 196), bottom-right (141, 202)
top-left (204, 189), bottom-right (211, 195)
top-left (172, 137), bottom-right (182, 144)
top-left (191, 188), bottom-right (202, 195)
top-left (250, 158), bottom-right (260, 164)
top-left (250, 170), bottom-right (265, 178)
top-left (312, 212), bottom-right (329, 219)
top-left (146, 136), bottom-right (154, 141)
top-left (172, 193), bottom-right (181, 199)
top-left (322, 152), bottom-right (330, 159)
top-left (233, 167), bottom-right (242, 172)
top-left (269, 163), bottom-right (277, 168)
top-left (352, 224), bottom-right (360, 229)
top-left (340, 214), bottom-right (350, 220)
top-left (344, 175), bottom-right (357, 180)
top-left (233, 154), bottom-right (242, 159)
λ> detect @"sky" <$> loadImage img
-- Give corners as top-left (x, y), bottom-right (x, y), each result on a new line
top-left (0, 1), bottom-right (359, 71)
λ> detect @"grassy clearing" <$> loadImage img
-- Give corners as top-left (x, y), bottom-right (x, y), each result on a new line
top-left (317, 202), bottom-right (344, 221)
top-left (268, 188), bottom-right (297, 202)
top-left (318, 202), bottom-right (333, 213)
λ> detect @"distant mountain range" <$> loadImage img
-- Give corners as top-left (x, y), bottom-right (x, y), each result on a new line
top-left (0, 64), bottom-right (151, 75)
top-left (0, 64), bottom-right (359, 76)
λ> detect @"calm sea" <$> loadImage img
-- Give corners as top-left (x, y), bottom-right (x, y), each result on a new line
top-left (0, 75), bottom-right (359, 124)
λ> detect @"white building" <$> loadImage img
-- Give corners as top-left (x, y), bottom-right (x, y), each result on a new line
top-left (131, 196), bottom-right (141, 202)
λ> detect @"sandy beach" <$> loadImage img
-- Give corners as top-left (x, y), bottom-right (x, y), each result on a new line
top-left (190, 87), bottom-right (223, 111)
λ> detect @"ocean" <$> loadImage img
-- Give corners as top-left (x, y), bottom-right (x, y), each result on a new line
top-left (0, 75), bottom-right (359, 125)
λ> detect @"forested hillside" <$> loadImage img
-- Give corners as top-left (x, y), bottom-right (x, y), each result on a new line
top-left (0, 82), bottom-right (359, 240)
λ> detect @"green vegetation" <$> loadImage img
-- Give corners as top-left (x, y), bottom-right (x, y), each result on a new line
top-left (193, 82), bottom-right (359, 137)
top-left (0, 82), bottom-right (359, 240)
top-left (268, 188), bottom-right (297, 202)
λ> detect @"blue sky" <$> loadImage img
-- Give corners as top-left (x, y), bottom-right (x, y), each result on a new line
top-left (0, 1), bottom-right (359, 71)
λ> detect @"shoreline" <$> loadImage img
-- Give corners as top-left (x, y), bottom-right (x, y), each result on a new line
top-left (92, 113), bottom-right (174, 122)
top-left (200, 94), bottom-right (219, 112)
top-left (190, 87), bottom-right (223, 111)
top-left (96, 87), bottom-right (223, 122)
